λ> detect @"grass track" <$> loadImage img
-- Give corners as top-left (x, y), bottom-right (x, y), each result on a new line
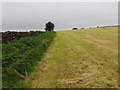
top-left (27, 27), bottom-right (118, 88)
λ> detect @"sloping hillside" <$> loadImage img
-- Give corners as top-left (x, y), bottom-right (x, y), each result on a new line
top-left (27, 27), bottom-right (118, 88)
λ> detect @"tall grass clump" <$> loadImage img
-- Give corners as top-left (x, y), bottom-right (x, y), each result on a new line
top-left (2, 31), bottom-right (56, 88)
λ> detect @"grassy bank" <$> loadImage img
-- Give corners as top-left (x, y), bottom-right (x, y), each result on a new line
top-left (2, 31), bottom-right (56, 88)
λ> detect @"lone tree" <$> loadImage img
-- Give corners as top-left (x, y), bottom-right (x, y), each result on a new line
top-left (45, 22), bottom-right (55, 31)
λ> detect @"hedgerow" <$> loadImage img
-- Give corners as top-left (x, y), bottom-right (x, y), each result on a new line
top-left (2, 31), bottom-right (56, 88)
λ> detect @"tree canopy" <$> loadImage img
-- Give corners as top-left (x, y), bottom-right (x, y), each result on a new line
top-left (45, 22), bottom-right (55, 31)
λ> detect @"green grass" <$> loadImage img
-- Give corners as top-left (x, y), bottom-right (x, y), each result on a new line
top-left (2, 31), bottom-right (56, 88)
top-left (27, 27), bottom-right (118, 88)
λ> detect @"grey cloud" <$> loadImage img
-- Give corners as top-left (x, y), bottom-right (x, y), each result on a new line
top-left (2, 2), bottom-right (118, 31)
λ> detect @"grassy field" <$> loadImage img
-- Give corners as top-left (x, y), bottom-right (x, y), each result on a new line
top-left (26, 27), bottom-right (118, 88)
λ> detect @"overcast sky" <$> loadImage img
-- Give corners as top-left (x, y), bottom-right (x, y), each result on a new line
top-left (2, 2), bottom-right (118, 31)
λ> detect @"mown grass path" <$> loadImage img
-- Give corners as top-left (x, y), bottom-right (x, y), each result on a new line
top-left (27, 27), bottom-right (118, 88)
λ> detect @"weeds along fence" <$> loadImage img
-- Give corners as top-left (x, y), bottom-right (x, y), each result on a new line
top-left (2, 31), bottom-right (44, 43)
top-left (2, 31), bottom-right (56, 88)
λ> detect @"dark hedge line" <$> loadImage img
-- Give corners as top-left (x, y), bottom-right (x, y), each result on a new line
top-left (2, 31), bottom-right (44, 43)
top-left (2, 31), bottom-right (56, 88)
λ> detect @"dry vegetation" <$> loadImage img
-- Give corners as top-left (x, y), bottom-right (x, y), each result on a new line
top-left (2, 31), bottom-right (44, 43)
top-left (27, 27), bottom-right (118, 88)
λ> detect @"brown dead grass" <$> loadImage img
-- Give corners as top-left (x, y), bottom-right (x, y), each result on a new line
top-left (26, 27), bottom-right (118, 88)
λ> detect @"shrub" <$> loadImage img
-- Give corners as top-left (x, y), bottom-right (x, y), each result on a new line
top-left (72, 28), bottom-right (78, 30)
